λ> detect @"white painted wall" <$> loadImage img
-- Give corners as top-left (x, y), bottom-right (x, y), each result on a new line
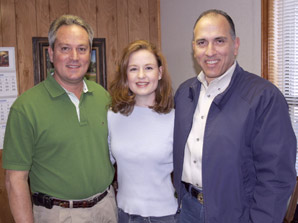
top-left (160, 0), bottom-right (261, 91)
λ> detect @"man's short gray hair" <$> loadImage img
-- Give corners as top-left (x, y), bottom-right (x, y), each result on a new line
top-left (48, 14), bottom-right (94, 49)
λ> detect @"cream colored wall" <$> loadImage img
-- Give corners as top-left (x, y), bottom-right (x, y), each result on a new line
top-left (160, 0), bottom-right (261, 90)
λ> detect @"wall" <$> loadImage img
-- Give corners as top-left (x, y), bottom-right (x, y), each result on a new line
top-left (160, 0), bottom-right (261, 90)
top-left (0, 0), bottom-right (160, 222)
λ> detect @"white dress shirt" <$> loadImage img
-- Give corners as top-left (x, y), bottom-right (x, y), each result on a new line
top-left (182, 62), bottom-right (236, 189)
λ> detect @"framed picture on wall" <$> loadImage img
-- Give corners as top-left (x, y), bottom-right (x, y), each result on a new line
top-left (0, 47), bottom-right (16, 72)
top-left (32, 37), bottom-right (107, 89)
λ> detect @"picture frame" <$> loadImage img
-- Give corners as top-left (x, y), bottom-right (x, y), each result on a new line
top-left (32, 37), bottom-right (107, 89)
top-left (0, 47), bottom-right (16, 72)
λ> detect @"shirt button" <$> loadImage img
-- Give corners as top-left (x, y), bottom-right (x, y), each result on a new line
top-left (196, 138), bottom-right (200, 142)
top-left (207, 94), bottom-right (211, 98)
top-left (193, 160), bottom-right (197, 164)
top-left (201, 116), bottom-right (204, 119)
top-left (218, 88), bottom-right (221, 91)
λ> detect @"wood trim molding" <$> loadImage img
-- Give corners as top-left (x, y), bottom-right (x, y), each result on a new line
top-left (284, 177), bottom-right (298, 223)
top-left (261, 0), bottom-right (269, 80)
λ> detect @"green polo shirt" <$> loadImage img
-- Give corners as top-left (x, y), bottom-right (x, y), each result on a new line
top-left (3, 75), bottom-right (114, 199)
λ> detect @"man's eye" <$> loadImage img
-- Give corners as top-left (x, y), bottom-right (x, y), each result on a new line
top-left (61, 47), bottom-right (70, 52)
top-left (216, 39), bottom-right (225, 45)
top-left (196, 41), bottom-right (206, 47)
top-left (78, 47), bottom-right (87, 53)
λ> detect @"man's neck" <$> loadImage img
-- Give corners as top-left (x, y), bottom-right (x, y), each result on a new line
top-left (53, 75), bottom-right (84, 99)
top-left (64, 83), bottom-right (83, 99)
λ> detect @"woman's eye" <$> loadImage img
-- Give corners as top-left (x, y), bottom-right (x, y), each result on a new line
top-left (145, 66), bottom-right (153, 70)
top-left (129, 67), bottom-right (137, 72)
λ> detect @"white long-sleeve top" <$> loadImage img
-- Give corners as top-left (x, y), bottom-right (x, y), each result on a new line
top-left (108, 106), bottom-right (178, 217)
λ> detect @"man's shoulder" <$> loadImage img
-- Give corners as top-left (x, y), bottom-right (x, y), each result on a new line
top-left (174, 76), bottom-right (200, 109)
top-left (237, 67), bottom-right (278, 91)
top-left (85, 79), bottom-right (109, 95)
top-left (234, 65), bottom-right (285, 103)
top-left (85, 80), bottom-right (110, 107)
top-left (178, 76), bottom-right (198, 89)
top-left (175, 76), bottom-right (199, 96)
top-left (13, 82), bottom-right (47, 108)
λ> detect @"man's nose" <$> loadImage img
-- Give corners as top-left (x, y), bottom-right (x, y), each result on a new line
top-left (70, 49), bottom-right (79, 60)
top-left (205, 43), bottom-right (216, 56)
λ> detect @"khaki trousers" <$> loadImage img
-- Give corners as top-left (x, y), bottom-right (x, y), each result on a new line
top-left (33, 187), bottom-right (117, 223)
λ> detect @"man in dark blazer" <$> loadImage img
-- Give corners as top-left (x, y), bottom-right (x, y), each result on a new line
top-left (174, 9), bottom-right (296, 223)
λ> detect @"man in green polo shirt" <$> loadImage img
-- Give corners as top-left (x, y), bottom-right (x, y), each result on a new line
top-left (2, 15), bottom-right (117, 223)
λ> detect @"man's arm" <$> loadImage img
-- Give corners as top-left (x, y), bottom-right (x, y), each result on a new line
top-left (250, 89), bottom-right (297, 223)
top-left (5, 170), bottom-right (33, 223)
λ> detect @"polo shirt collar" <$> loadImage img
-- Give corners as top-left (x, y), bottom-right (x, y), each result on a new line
top-left (44, 74), bottom-right (94, 98)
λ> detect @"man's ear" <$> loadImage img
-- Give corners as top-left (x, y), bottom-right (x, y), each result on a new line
top-left (48, 47), bottom-right (54, 63)
top-left (234, 37), bottom-right (240, 56)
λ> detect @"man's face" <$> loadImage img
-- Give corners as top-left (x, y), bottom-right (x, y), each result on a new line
top-left (48, 24), bottom-right (91, 88)
top-left (192, 14), bottom-right (240, 84)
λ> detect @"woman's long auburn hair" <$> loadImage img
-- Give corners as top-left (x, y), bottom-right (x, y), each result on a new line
top-left (109, 40), bottom-right (174, 116)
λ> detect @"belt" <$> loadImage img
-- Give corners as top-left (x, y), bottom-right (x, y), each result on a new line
top-left (32, 190), bottom-right (108, 209)
top-left (184, 182), bottom-right (204, 204)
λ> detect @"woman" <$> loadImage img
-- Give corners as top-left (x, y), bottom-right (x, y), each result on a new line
top-left (108, 40), bottom-right (178, 223)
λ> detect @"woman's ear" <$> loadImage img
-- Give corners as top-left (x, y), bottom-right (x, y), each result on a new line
top-left (158, 66), bottom-right (163, 80)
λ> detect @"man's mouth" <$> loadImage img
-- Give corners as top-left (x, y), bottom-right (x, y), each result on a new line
top-left (206, 60), bottom-right (218, 65)
top-left (67, 64), bottom-right (80, 68)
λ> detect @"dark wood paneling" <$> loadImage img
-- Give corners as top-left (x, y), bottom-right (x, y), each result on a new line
top-left (69, 0), bottom-right (97, 35)
top-left (97, 0), bottom-right (118, 85)
top-left (36, 0), bottom-right (50, 37)
top-left (49, 0), bottom-right (69, 21)
top-left (0, 1), bottom-right (2, 46)
top-left (1, 0), bottom-right (17, 47)
top-left (15, 0), bottom-right (36, 94)
top-left (117, 0), bottom-right (129, 60)
top-left (0, 0), bottom-right (18, 92)
top-left (128, 0), bottom-right (149, 42)
top-left (149, 0), bottom-right (160, 49)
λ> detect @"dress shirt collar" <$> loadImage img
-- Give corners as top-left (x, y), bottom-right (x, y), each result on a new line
top-left (197, 61), bottom-right (237, 90)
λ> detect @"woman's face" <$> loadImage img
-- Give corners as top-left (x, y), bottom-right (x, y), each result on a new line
top-left (127, 49), bottom-right (162, 107)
